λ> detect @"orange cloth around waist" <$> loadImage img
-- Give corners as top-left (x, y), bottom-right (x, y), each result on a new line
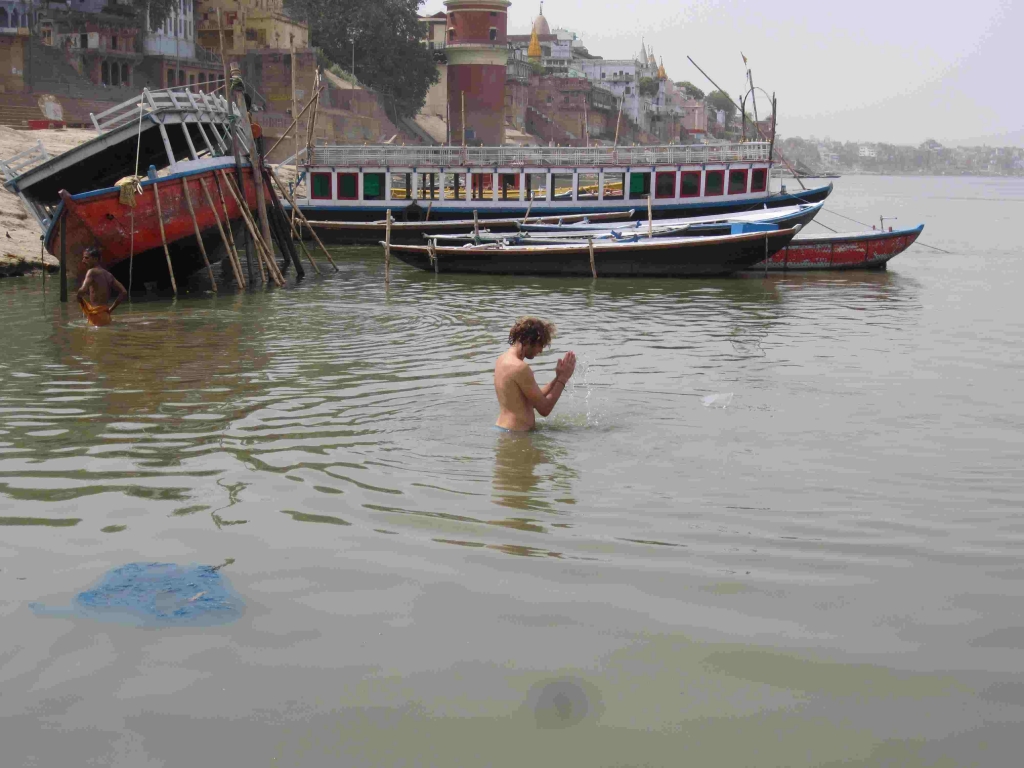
top-left (81, 300), bottom-right (112, 327)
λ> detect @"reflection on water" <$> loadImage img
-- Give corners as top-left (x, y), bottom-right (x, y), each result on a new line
top-left (492, 430), bottom-right (576, 512)
top-left (2, 176), bottom-right (1024, 766)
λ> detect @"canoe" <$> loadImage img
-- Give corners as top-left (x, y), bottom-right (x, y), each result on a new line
top-left (746, 225), bottom-right (924, 271)
top-left (385, 226), bottom-right (801, 278)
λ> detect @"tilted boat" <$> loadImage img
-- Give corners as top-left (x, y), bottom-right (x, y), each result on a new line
top-left (288, 142), bottom-right (832, 243)
top-left (3, 88), bottom-right (258, 288)
top-left (385, 226), bottom-right (801, 278)
top-left (746, 225), bottom-right (924, 271)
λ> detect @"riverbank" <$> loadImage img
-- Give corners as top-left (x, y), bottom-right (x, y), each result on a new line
top-left (0, 125), bottom-right (95, 277)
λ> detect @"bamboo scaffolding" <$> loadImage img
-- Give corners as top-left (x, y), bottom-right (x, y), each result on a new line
top-left (220, 170), bottom-right (284, 287)
top-left (151, 181), bottom-right (178, 295)
top-left (268, 166), bottom-right (340, 271)
top-left (180, 178), bottom-right (218, 290)
top-left (198, 177), bottom-right (245, 288)
top-left (384, 210), bottom-right (392, 285)
top-left (588, 237), bottom-right (597, 278)
top-left (209, 174), bottom-right (248, 287)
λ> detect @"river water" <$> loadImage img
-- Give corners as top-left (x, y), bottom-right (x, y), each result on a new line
top-left (1, 175), bottom-right (1022, 766)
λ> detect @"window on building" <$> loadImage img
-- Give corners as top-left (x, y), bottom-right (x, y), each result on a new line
top-left (448, 28), bottom-right (454, 42)
top-left (189, 74), bottom-right (195, 90)
top-left (680, 171), bottom-right (701, 197)
top-left (198, 72), bottom-right (206, 87)
top-left (655, 171), bottom-right (676, 199)
top-left (728, 169), bottom-right (748, 195)
top-left (499, 173), bottom-right (520, 201)
top-left (110, 62), bottom-right (120, 87)
top-left (602, 172), bottom-right (624, 200)
top-left (363, 173), bottom-right (386, 201)
top-left (750, 168), bottom-right (767, 193)
top-left (418, 173), bottom-right (438, 200)
top-left (624, 86), bottom-right (631, 94)
top-left (101, 61), bottom-right (110, 86)
top-left (111, 35), bottom-right (118, 50)
top-left (121, 63), bottom-right (129, 87)
top-left (577, 173), bottom-right (599, 201)
top-left (704, 170), bottom-right (724, 196)
top-left (526, 173), bottom-right (547, 201)
top-left (311, 173), bottom-right (332, 200)
top-left (627, 172), bottom-right (650, 200)
top-left (444, 172), bottom-right (466, 201)
top-left (390, 172), bottom-right (411, 201)
top-left (489, 27), bottom-right (497, 41)
top-left (0, 10), bottom-right (7, 27)
top-left (337, 173), bottom-right (358, 200)
top-left (81, 33), bottom-right (88, 49)
top-left (167, 68), bottom-right (175, 87)
top-left (551, 174), bottom-right (573, 201)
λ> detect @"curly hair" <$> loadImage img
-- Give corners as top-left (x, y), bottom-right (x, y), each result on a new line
top-left (508, 316), bottom-right (556, 349)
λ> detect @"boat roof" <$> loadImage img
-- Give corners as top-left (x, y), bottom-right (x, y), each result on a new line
top-left (523, 203), bottom-right (820, 231)
top-left (4, 88), bottom-right (239, 207)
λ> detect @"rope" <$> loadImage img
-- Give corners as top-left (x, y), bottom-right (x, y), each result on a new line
top-left (129, 99), bottom-right (146, 297)
top-left (786, 190), bottom-right (953, 255)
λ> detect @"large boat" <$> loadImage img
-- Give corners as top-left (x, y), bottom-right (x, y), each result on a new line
top-left (3, 88), bottom-right (258, 288)
top-left (289, 143), bottom-right (832, 243)
top-left (385, 225), bottom-right (801, 277)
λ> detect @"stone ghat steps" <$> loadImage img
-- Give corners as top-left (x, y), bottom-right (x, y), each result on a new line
top-left (0, 106), bottom-right (47, 129)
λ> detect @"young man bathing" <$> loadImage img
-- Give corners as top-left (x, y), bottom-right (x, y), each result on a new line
top-left (494, 317), bottom-right (576, 432)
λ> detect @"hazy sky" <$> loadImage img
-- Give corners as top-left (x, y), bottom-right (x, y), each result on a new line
top-left (422, 0), bottom-right (1023, 146)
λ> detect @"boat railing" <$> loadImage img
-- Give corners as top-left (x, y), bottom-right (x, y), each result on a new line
top-left (89, 88), bottom-right (235, 133)
top-left (0, 141), bottom-right (53, 231)
top-left (310, 142), bottom-right (771, 168)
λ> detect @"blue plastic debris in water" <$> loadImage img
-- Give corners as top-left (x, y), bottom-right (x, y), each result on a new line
top-left (30, 562), bottom-right (243, 627)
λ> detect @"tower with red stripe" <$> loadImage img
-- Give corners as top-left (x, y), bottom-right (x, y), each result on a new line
top-left (444, 0), bottom-right (511, 146)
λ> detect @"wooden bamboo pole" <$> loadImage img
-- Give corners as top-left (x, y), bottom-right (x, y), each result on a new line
top-left (262, 170), bottom-right (303, 277)
top-left (151, 181), bottom-right (178, 295)
top-left (220, 170), bottom-right (283, 287)
top-left (588, 237), bottom-right (597, 279)
top-left (384, 209), bottom-right (391, 286)
top-left (198, 177), bottom-right (245, 288)
top-left (425, 199), bottom-right (432, 222)
top-left (280, 205), bottom-right (320, 275)
top-left (473, 209), bottom-right (479, 238)
top-left (268, 166), bottom-right (339, 271)
top-left (428, 238), bottom-right (437, 271)
top-left (219, 13), bottom-right (254, 281)
top-left (180, 178), bottom-right (218, 290)
top-left (209, 174), bottom-right (247, 287)
top-left (647, 194), bottom-right (653, 238)
top-left (265, 85), bottom-right (325, 159)
top-left (523, 198), bottom-right (534, 222)
top-left (219, 170), bottom-right (267, 285)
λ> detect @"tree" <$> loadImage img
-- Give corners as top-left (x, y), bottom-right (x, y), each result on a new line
top-left (705, 90), bottom-right (737, 125)
top-left (285, 0), bottom-right (439, 119)
top-left (675, 81), bottom-right (704, 100)
top-left (638, 77), bottom-right (659, 99)
top-left (122, 1), bottom-right (178, 31)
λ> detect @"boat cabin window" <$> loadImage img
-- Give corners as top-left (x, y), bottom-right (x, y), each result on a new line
top-left (602, 172), bottom-right (624, 200)
top-left (628, 172), bottom-right (651, 200)
top-left (499, 173), bottom-right (520, 201)
top-left (418, 173), bottom-right (439, 200)
top-left (311, 172), bottom-right (332, 200)
top-left (577, 173), bottom-right (600, 201)
top-left (728, 169), bottom-right (748, 195)
top-left (551, 174), bottom-right (574, 202)
top-left (704, 170), bottom-right (725, 196)
top-left (390, 172), bottom-right (411, 201)
top-left (526, 173), bottom-right (548, 201)
top-left (750, 168), bottom-right (767, 193)
top-left (655, 171), bottom-right (677, 199)
top-left (470, 173), bottom-right (491, 201)
top-left (363, 173), bottom-right (386, 201)
top-left (680, 171), bottom-right (701, 197)
top-left (337, 172), bottom-right (358, 200)
top-left (445, 172), bottom-right (466, 201)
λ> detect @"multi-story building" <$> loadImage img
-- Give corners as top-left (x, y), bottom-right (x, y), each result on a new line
top-left (195, 0), bottom-right (308, 56)
top-left (138, 0), bottom-right (223, 92)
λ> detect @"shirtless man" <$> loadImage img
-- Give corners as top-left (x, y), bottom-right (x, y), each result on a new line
top-left (76, 247), bottom-right (127, 327)
top-left (494, 317), bottom-right (576, 432)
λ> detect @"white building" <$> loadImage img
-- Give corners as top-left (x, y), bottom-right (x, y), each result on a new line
top-left (145, 0), bottom-right (196, 59)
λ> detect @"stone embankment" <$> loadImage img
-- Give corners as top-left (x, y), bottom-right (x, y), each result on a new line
top-left (0, 125), bottom-right (94, 278)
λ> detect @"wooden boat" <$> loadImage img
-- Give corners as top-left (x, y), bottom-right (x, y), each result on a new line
top-left (47, 156), bottom-right (259, 287)
top-left (433, 202), bottom-right (823, 244)
top-left (385, 226), bottom-right (801, 278)
top-left (305, 209), bottom-right (637, 246)
top-left (746, 225), bottom-right (924, 271)
top-left (4, 88), bottom-right (259, 288)
top-left (287, 143), bottom-right (833, 243)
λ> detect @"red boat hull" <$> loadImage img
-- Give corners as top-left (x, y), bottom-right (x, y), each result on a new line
top-left (748, 225), bottom-right (923, 271)
top-left (47, 161), bottom-right (258, 289)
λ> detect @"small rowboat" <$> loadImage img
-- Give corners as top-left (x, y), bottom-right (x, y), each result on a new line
top-left (305, 209), bottom-right (637, 246)
top-left (384, 226), bottom-right (801, 278)
top-left (746, 225), bottom-right (924, 271)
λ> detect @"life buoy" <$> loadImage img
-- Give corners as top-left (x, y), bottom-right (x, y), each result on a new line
top-left (402, 202), bottom-right (423, 223)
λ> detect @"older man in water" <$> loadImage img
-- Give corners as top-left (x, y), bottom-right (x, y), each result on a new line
top-left (76, 247), bottom-right (127, 327)
top-left (494, 317), bottom-right (576, 432)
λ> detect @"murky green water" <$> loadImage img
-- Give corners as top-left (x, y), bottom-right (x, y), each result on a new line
top-left (2, 176), bottom-right (1023, 766)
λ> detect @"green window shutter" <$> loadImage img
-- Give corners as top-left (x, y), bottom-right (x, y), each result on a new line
top-left (364, 174), bottom-right (382, 198)
top-left (629, 173), bottom-right (647, 195)
top-left (338, 174), bottom-right (357, 198)
top-left (313, 174), bottom-right (331, 197)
